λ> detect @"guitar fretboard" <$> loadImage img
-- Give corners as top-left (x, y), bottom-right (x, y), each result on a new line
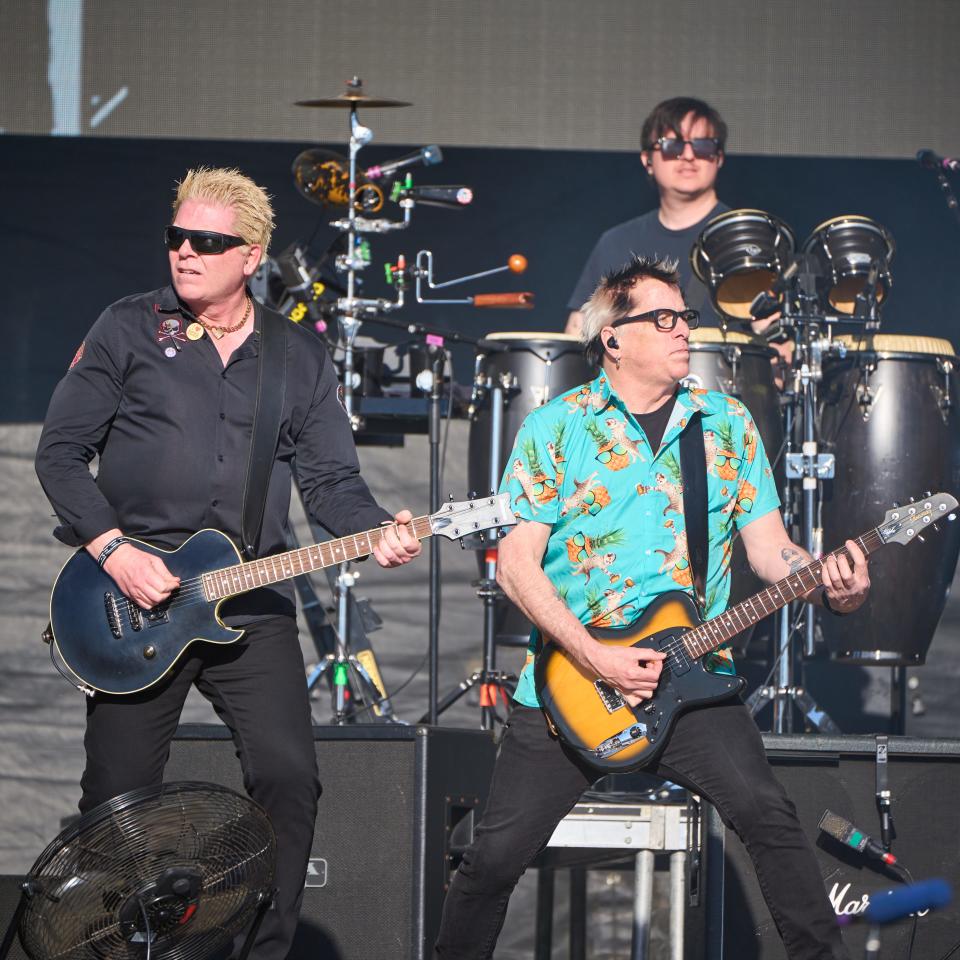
top-left (201, 517), bottom-right (433, 601)
top-left (681, 529), bottom-right (885, 659)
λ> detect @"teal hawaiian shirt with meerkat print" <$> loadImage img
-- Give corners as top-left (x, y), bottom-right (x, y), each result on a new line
top-left (500, 371), bottom-right (781, 708)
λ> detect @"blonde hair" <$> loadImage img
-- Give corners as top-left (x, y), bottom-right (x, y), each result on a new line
top-left (580, 255), bottom-right (681, 364)
top-left (172, 167), bottom-right (275, 263)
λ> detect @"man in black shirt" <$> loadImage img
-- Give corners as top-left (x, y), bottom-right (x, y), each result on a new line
top-left (35, 167), bottom-right (421, 960)
top-left (566, 97), bottom-right (730, 335)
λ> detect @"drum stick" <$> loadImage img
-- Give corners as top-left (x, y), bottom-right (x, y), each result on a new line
top-left (472, 292), bottom-right (535, 309)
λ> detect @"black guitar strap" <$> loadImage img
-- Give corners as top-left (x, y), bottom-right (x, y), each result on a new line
top-left (679, 411), bottom-right (709, 617)
top-left (240, 302), bottom-right (287, 561)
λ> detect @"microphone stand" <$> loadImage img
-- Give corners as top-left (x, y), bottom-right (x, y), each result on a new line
top-left (353, 312), bottom-right (515, 725)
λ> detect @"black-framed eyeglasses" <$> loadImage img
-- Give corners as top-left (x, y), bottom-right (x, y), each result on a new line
top-left (612, 308), bottom-right (700, 332)
top-left (651, 136), bottom-right (721, 160)
top-left (164, 225), bottom-right (247, 255)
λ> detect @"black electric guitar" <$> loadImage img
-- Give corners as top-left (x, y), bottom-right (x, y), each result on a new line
top-left (46, 494), bottom-right (515, 695)
top-left (535, 494), bottom-right (958, 773)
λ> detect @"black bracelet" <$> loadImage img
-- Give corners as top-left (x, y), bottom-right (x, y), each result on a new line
top-left (97, 536), bottom-right (130, 567)
top-left (821, 591), bottom-right (848, 617)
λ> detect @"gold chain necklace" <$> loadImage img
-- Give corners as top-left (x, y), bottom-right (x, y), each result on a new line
top-left (196, 296), bottom-right (251, 340)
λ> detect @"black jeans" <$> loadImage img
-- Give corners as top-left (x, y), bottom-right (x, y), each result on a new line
top-left (435, 700), bottom-right (849, 960)
top-left (81, 616), bottom-right (320, 960)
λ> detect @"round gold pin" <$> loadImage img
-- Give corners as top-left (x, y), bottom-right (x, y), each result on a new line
top-left (186, 322), bottom-right (205, 341)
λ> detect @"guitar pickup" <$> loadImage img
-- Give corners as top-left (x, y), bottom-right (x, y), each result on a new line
top-left (594, 679), bottom-right (627, 713)
top-left (595, 721), bottom-right (648, 759)
top-left (145, 606), bottom-right (169, 626)
top-left (104, 593), bottom-right (122, 639)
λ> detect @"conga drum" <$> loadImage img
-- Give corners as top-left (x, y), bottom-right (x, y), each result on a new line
top-left (818, 334), bottom-right (960, 664)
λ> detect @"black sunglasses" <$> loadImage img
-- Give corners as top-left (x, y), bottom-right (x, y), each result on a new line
top-left (164, 225), bottom-right (247, 255)
top-left (612, 308), bottom-right (700, 332)
top-left (652, 136), bottom-right (721, 160)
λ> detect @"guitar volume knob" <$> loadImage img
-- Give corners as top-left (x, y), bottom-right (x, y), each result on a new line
top-left (143, 645), bottom-right (156, 660)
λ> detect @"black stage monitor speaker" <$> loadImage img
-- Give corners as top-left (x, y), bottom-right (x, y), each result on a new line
top-left (697, 734), bottom-right (960, 960)
top-left (165, 724), bottom-right (496, 960)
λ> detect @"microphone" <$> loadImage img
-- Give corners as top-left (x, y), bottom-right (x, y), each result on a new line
top-left (818, 810), bottom-right (898, 865)
top-left (749, 259), bottom-right (799, 319)
top-left (917, 149), bottom-right (960, 172)
top-left (365, 145), bottom-right (443, 181)
top-left (393, 184), bottom-right (473, 208)
top-left (864, 879), bottom-right (952, 925)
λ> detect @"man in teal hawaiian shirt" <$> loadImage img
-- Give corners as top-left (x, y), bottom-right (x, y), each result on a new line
top-left (435, 256), bottom-right (870, 960)
top-left (505, 364), bottom-right (779, 705)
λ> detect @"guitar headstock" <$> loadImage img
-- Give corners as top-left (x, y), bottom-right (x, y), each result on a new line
top-left (879, 493), bottom-right (958, 546)
top-left (430, 493), bottom-right (517, 541)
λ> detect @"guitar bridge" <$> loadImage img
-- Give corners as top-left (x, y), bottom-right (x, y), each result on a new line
top-left (595, 722), bottom-right (648, 759)
top-left (594, 679), bottom-right (627, 713)
top-left (104, 593), bottom-right (122, 639)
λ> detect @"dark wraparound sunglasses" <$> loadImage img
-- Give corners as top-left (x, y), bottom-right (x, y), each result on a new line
top-left (164, 225), bottom-right (247, 255)
top-left (612, 308), bottom-right (700, 331)
top-left (651, 136), bottom-right (721, 160)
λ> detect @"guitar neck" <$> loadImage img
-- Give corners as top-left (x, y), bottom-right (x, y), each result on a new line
top-left (681, 528), bottom-right (885, 660)
top-left (202, 517), bottom-right (433, 601)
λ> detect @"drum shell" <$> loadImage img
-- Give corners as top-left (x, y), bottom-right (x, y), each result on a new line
top-left (683, 335), bottom-right (784, 656)
top-left (802, 216), bottom-right (895, 315)
top-left (691, 209), bottom-right (796, 322)
top-left (468, 335), bottom-right (593, 645)
top-left (817, 344), bottom-right (960, 664)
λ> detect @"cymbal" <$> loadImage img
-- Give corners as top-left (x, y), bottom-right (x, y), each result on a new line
top-left (295, 76), bottom-right (410, 109)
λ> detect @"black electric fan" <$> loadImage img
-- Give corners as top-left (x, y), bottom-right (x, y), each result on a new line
top-left (1, 782), bottom-right (276, 960)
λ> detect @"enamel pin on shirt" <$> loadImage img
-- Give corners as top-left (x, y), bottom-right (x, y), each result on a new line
top-left (156, 317), bottom-right (187, 357)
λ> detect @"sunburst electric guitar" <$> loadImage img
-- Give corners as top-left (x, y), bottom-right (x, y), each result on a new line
top-left (46, 494), bottom-right (516, 695)
top-left (535, 494), bottom-right (958, 773)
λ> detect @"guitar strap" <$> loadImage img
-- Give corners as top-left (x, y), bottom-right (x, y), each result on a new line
top-left (679, 410), bottom-right (709, 617)
top-left (240, 302), bottom-right (287, 561)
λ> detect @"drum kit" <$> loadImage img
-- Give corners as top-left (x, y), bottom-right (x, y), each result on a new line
top-left (270, 80), bottom-right (959, 734)
top-left (467, 207), bottom-right (960, 734)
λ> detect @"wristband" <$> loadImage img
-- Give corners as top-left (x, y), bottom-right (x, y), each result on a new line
top-left (97, 536), bottom-right (130, 567)
top-left (821, 591), bottom-right (848, 617)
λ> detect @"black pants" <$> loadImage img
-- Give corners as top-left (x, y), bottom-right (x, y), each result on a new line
top-left (80, 616), bottom-right (320, 960)
top-left (435, 701), bottom-right (849, 960)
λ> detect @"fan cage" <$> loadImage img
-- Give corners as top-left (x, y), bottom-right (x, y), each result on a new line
top-left (19, 781), bottom-right (276, 960)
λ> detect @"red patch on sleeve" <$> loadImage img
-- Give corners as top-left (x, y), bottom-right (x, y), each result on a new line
top-left (68, 342), bottom-right (85, 370)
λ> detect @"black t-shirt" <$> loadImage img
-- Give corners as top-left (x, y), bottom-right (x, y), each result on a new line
top-left (568, 202), bottom-right (730, 325)
top-left (632, 395), bottom-right (676, 454)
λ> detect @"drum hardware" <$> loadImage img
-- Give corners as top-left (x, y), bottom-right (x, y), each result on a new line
top-left (934, 357), bottom-right (954, 418)
top-left (422, 361), bottom-right (518, 729)
top-left (288, 76), bottom-right (527, 724)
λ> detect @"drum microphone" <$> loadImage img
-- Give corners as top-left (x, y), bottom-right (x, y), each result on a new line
top-left (917, 149), bottom-right (960, 172)
top-left (365, 145), bottom-right (443, 181)
top-left (749, 259), bottom-right (799, 319)
top-left (818, 810), bottom-right (898, 865)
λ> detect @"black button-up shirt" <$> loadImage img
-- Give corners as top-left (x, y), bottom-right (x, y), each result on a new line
top-left (35, 285), bottom-right (391, 621)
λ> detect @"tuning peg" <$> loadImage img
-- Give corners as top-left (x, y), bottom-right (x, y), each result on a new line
top-left (925, 491), bottom-right (933, 498)
top-left (933, 523), bottom-right (941, 533)
top-left (478, 532), bottom-right (486, 542)
top-left (468, 490), bottom-right (476, 499)
top-left (892, 501), bottom-right (901, 509)
top-left (448, 492), bottom-right (455, 501)
top-left (917, 534), bottom-right (926, 543)
top-left (459, 537), bottom-right (465, 548)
